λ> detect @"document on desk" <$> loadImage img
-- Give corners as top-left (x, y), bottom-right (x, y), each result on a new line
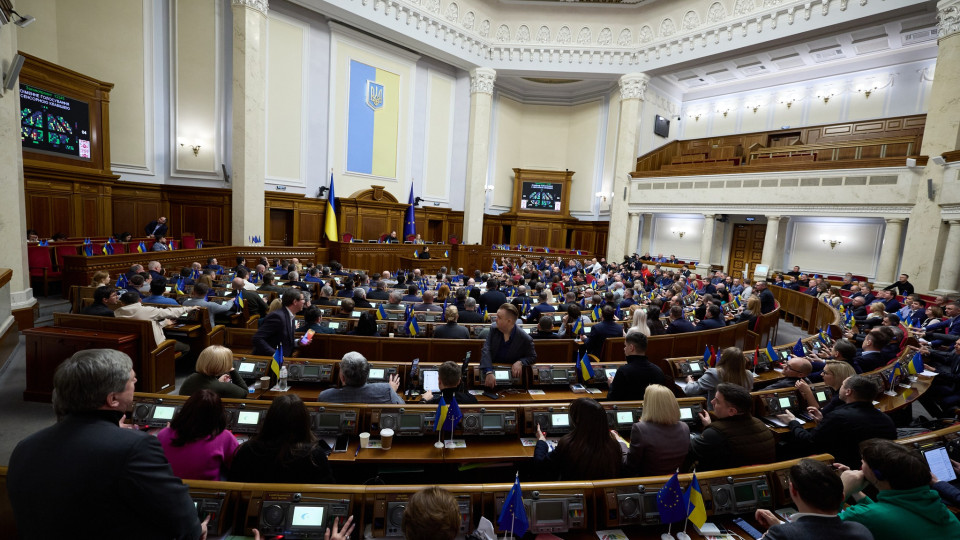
top-left (468, 389), bottom-right (486, 396)
top-left (921, 370), bottom-right (938, 377)
top-left (521, 438), bottom-right (559, 450)
top-left (596, 531), bottom-right (628, 540)
top-left (527, 389), bottom-right (546, 396)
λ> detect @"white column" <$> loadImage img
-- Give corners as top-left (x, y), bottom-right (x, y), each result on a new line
top-left (231, 0), bottom-right (268, 246)
top-left (605, 73), bottom-right (649, 263)
top-left (462, 67), bottom-right (496, 245)
top-left (626, 212), bottom-right (641, 256)
top-left (876, 218), bottom-right (905, 286)
top-left (696, 214), bottom-right (716, 275)
top-left (772, 217), bottom-right (790, 272)
top-left (939, 220), bottom-right (960, 292)
top-left (759, 216), bottom-right (782, 277)
top-left (0, 20), bottom-right (34, 324)
top-left (639, 213), bottom-right (654, 255)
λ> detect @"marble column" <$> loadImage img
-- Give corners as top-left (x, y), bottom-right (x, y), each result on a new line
top-left (696, 214), bottom-right (716, 275)
top-left (759, 216), bottom-right (782, 277)
top-left (462, 67), bottom-right (496, 245)
top-left (605, 73), bottom-right (649, 263)
top-left (230, 0), bottom-right (268, 246)
top-left (0, 21), bottom-right (34, 329)
top-left (772, 217), bottom-right (791, 272)
top-left (939, 220), bottom-right (960, 292)
top-left (626, 212), bottom-right (641, 256)
top-left (639, 213), bottom-right (654, 256)
top-left (900, 0), bottom-right (960, 290)
top-left (876, 218), bottom-right (905, 286)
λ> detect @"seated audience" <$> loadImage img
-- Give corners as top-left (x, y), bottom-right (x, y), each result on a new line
top-left (299, 306), bottom-right (336, 335)
top-left (83, 285), bottom-right (118, 317)
top-left (624, 384), bottom-right (690, 476)
top-left (683, 347), bottom-right (755, 407)
top-left (413, 289), bottom-right (443, 312)
top-left (607, 332), bottom-right (666, 401)
top-left (89, 270), bottom-right (111, 288)
top-left (457, 297), bottom-right (484, 324)
top-left (479, 303), bottom-right (537, 389)
top-left (853, 328), bottom-right (890, 372)
top-left (666, 305), bottom-right (696, 334)
top-left (317, 352), bottom-right (404, 404)
top-left (839, 439), bottom-right (960, 539)
top-left (918, 339), bottom-right (960, 417)
top-left (143, 280), bottom-right (179, 306)
top-left (182, 283), bottom-right (233, 327)
top-left (229, 394), bottom-right (334, 484)
top-left (557, 304), bottom-right (591, 338)
top-left (421, 360), bottom-right (477, 405)
top-left (433, 306), bottom-right (470, 339)
top-left (689, 383), bottom-right (775, 471)
top-left (764, 357), bottom-right (813, 390)
top-left (797, 359), bottom-right (856, 415)
top-left (778, 375), bottom-right (895, 468)
top-left (179, 345), bottom-right (248, 399)
top-left (157, 389), bottom-right (238, 481)
top-left (753, 459), bottom-right (873, 540)
top-left (532, 315), bottom-right (559, 339)
top-left (534, 397), bottom-right (623, 480)
top-left (348, 311), bottom-right (381, 336)
top-left (583, 305), bottom-right (625, 356)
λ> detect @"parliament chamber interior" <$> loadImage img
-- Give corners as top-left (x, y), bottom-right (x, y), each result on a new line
top-left (1, 0), bottom-right (960, 538)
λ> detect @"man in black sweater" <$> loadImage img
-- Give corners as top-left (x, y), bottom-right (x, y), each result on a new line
top-left (607, 332), bottom-right (666, 401)
top-left (689, 383), bottom-right (776, 471)
top-left (82, 286), bottom-right (118, 317)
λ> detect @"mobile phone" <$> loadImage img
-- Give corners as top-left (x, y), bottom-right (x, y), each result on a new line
top-left (333, 433), bottom-right (349, 453)
top-left (731, 517), bottom-right (763, 540)
top-left (299, 329), bottom-right (315, 345)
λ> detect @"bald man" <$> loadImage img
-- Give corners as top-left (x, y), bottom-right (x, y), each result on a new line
top-left (764, 356), bottom-right (812, 390)
top-left (231, 277), bottom-right (269, 318)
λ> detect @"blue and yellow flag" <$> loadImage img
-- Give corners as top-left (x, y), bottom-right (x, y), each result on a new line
top-left (234, 294), bottom-right (245, 311)
top-left (197, 239), bottom-right (203, 248)
top-left (434, 396), bottom-right (449, 432)
top-left (684, 473), bottom-right (707, 528)
top-left (406, 312), bottom-right (420, 337)
top-left (572, 317), bottom-right (584, 337)
top-left (174, 277), bottom-right (185, 295)
top-left (434, 396), bottom-right (463, 432)
top-left (764, 342), bottom-right (778, 364)
top-left (444, 249), bottom-right (449, 257)
top-left (887, 363), bottom-right (902, 388)
top-left (137, 241), bottom-right (146, 253)
top-left (270, 343), bottom-right (283, 378)
top-left (324, 173), bottom-right (338, 240)
top-left (413, 250), bottom-right (419, 258)
top-left (101, 243), bottom-right (113, 256)
top-left (577, 352), bottom-right (596, 381)
top-left (656, 472), bottom-right (686, 523)
top-left (376, 303), bottom-right (388, 320)
top-left (818, 328), bottom-right (830, 343)
top-left (591, 305), bottom-right (601, 322)
top-left (907, 351), bottom-right (924, 375)
top-left (346, 59), bottom-right (398, 177)
top-left (497, 474), bottom-right (529, 537)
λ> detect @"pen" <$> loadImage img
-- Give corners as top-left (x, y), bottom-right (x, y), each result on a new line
top-left (354, 442), bottom-right (361, 457)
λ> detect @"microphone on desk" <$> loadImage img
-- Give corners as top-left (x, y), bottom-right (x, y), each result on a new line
top-left (406, 358), bottom-right (420, 397)
top-left (460, 351), bottom-right (471, 392)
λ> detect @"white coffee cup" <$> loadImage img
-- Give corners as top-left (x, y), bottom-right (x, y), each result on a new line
top-left (380, 428), bottom-right (394, 450)
top-left (259, 376), bottom-right (270, 390)
top-left (359, 432), bottom-right (370, 448)
top-left (388, 332), bottom-right (395, 338)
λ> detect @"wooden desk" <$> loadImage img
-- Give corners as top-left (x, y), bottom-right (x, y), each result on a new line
top-left (877, 375), bottom-right (932, 413)
top-left (22, 327), bottom-right (138, 402)
top-left (398, 256), bottom-right (449, 275)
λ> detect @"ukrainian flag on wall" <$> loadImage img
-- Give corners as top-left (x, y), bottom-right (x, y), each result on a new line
top-left (347, 60), bottom-right (399, 178)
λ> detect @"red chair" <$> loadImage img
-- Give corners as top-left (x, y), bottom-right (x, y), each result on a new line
top-left (379, 234), bottom-right (389, 243)
top-left (180, 234), bottom-right (196, 249)
top-left (406, 234), bottom-right (416, 242)
top-left (341, 233), bottom-right (353, 243)
top-left (52, 244), bottom-right (79, 271)
top-left (448, 236), bottom-right (459, 245)
top-left (28, 245), bottom-right (62, 296)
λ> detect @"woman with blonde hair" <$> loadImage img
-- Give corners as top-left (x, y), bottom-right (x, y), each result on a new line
top-left (627, 308), bottom-right (651, 337)
top-left (682, 347), bottom-right (755, 407)
top-left (179, 345), bottom-right (248, 399)
top-left (736, 295), bottom-right (762, 329)
top-left (436, 284), bottom-right (450, 302)
top-left (624, 384), bottom-right (690, 476)
top-left (89, 271), bottom-right (111, 288)
top-left (797, 358), bottom-right (856, 416)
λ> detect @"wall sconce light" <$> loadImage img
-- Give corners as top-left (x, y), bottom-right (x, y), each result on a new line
top-left (8, 10), bottom-right (36, 27)
top-left (484, 184), bottom-right (495, 193)
top-left (686, 112), bottom-right (702, 122)
top-left (746, 103), bottom-right (762, 113)
top-left (822, 238), bottom-right (842, 249)
top-left (779, 99), bottom-right (795, 109)
top-left (816, 90), bottom-right (837, 104)
top-left (716, 108), bottom-right (730, 118)
top-left (595, 191), bottom-right (614, 203)
top-left (672, 228), bottom-right (687, 238)
top-left (178, 138), bottom-right (202, 156)
top-left (856, 75), bottom-right (893, 99)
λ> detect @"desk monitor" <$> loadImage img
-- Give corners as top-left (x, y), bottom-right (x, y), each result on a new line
top-left (152, 405), bottom-right (176, 421)
top-left (238, 361), bottom-right (255, 374)
top-left (643, 492), bottom-right (660, 520)
top-left (237, 411), bottom-right (260, 425)
top-left (291, 506), bottom-right (325, 527)
top-left (551, 413), bottom-right (570, 427)
top-left (679, 407), bottom-right (694, 421)
top-left (494, 369), bottom-right (510, 381)
top-left (369, 368), bottom-right (385, 380)
top-left (530, 499), bottom-right (567, 532)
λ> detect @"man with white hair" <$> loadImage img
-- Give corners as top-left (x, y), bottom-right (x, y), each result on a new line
top-left (317, 352), bottom-right (404, 404)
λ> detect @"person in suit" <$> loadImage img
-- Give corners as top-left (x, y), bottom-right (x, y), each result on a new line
top-left (533, 398), bottom-right (623, 481)
top-left (853, 328), bottom-right (889, 373)
top-left (7, 349), bottom-right (207, 539)
top-left (764, 357), bottom-right (813, 390)
top-left (231, 277), bottom-right (269, 318)
top-left (532, 315), bottom-right (559, 339)
top-left (778, 375), bottom-right (896, 468)
top-left (433, 306), bottom-right (471, 339)
top-left (402, 284), bottom-right (421, 303)
top-left (182, 283), bottom-right (233, 328)
top-left (479, 303), bottom-right (537, 389)
top-left (754, 459), bottom-right (874, 540)
top-left (923, 300), bottom-right (960, 348)
top-left (367, 281), bottom-right (391, 301)
top-left (352, 288), bottom-right (373, 309)
top-left (413, 289), bottom-right (443, 312)
top-left (418, 246), bottom-right (431, 259)
top-left (918, 339), bottom-right (960, 416)
top-left (524, 290), bottom-right (556, 324)
top-left (298, 306), bottom-right (336, 335)
top-left (83, 285), bottom-right (118, 317)
top-left (757, 280), bottom-right (777, 314)
top-left (317, 352), bottom-right (404, 404)
top-left (479, 279), bottom-right (507, 315)
top-left (665, 305), bottom-right (696, 334)
top-left (144, 216), bottom-right (168, 237)
top-left (458, 297), bottom-right (484, 324)
top-left (583, 305), bottom-right (624, 357)
top-left (251, 290), bottom-right (306, 357)
top-left (695, 303), bottom-right (726, 330)
top-left (607, 331), bottom-right (667, 401)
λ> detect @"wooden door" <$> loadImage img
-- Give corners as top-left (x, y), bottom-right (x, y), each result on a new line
top-left (727, 224), bottom-right (766, 279)
top-left (268, 209), bottom-right (293, 246)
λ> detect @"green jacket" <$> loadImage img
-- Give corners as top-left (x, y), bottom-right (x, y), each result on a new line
top-left (839, 485), bottom-right (960, 540)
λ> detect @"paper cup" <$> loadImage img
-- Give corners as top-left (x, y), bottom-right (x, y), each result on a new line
top-left (380, 428), bottom-right (394, 450)
top-left (359, 432), bottom-right (370, 448)
top-left (260, 376), bottom-right (270, 390)
top-left (388, 332), bottom-right (395, 338)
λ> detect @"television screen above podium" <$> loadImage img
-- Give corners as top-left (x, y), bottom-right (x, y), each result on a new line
top-left (511, 168), bottom-right (574, 218)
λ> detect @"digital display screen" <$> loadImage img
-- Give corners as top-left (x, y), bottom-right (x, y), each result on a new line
top-left (20, 83), bottom-right (91, 160)
top-left (778, 397), bottom-right (792, 408)
top-left (352, 311), bottom-right (362, 317)
top-left (583, 326), bottom-right (592, 334)
top-left (535, 500), bottom-right (565, 521)
top-left (482, 414), bottom-right (502, 428)
top-left (303, 366), bottom-right (320, 377)
top-left (317, 413), bottom-right (340, 428)
top-left (400, 414), bottom-right (421, 428)
top-left (733, 484), bottom-right (756, 502)
top-left (239, 362), bottom-right (254, 373)
top-left (238, 411), bottom-right (260, 425)
top-left (369, 368), bottom-right (385, 379)
top-left (816, 391), bottom-right (828, 402)
top-left (679, 408), bottom-right (693, 420)
top-left (551, 369), bottom-right (569, 379)
top-left (328, 322), bottom-right (340, 330)
top-left (523, 327), bottom-right (532, 334)
top-left (552, 413), bottom-right (569, 427)
top-left (152, 406), bottom-right (175, 420)
top-left (924, 447), bottom-right (957, 482)
top-left (495, 370), bottom-right (510, 381)
top-left (617, 411), bottom-right (633, 424)
top-left (689, 363), bottom-right (702, 372)
top-left (520, 182), bottom-right (562, 211)
top-left (291, 505), bottom-right (325, 527)
top-left (422, 370), bottom-right (440, 392)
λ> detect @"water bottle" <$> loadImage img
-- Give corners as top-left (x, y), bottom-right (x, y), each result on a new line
top-left (279, 365), bottom-right (288, 391)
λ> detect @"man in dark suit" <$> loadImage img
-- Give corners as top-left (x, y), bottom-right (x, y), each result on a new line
top-left (144, 216), bottom-right (168, 237)
top-left (231, 277), bottom-right (269, 318)
top-left (458, 297), bottom-right (485, 324)
top-left (878, 289), bottom-right (901, 313)
top-left (252, 290), bottom-right (305, 357)
top-left (923, 300), bottom-right (960, 348)
top-left (607, 332), bottom-right (666, 401)
top-left (525, 290), bottom-right (556, 324)
top-left (480, 303), bottom-right (536, 388)
top-left (7, 349), bottom-right (206, 539)
top-left (753, 459), bottom-right (873, 540)
top-left (147, 260), bottom-right (165, 282)
top-left (82, 286), bottom-right (118, 317)
top-left (919, 339), bottom-right (960, 416)
top-left (695, 303), bottom-right (726, 330)
top-left (584, 305), bottom-right (624, 357)
top-left (666, 305), bottom-right (696, 334)
top-left (757, 281), bottom-right (776, 314)
top-left (479, 279), bottom-right (507, 315)
top-left (402, 284), bottom-right (421, 303)
top-left (852, 328), bottom-right (889, 373)
top-left (778, 375), bottom-right (896, 468)
top-left (368, 281), bottom-right (391, 301)
top-left (204, 257), bottom-right (223, 273)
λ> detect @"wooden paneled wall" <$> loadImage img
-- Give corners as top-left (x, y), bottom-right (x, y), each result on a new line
top-left (483, 213), bottom-right (608, 255)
